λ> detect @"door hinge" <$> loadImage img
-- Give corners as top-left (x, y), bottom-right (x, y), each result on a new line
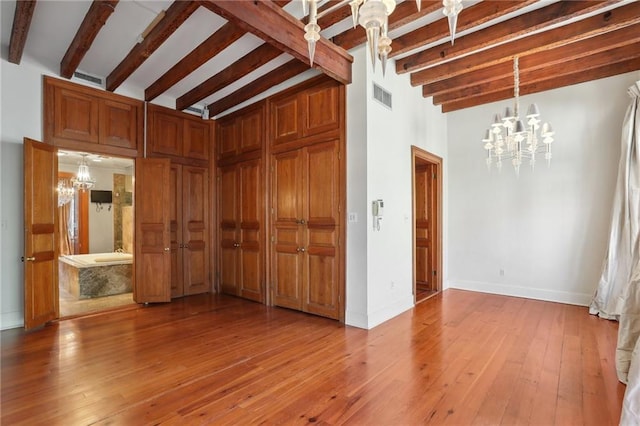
top-left (433, 173), bottom-right (437, 179)
top-left (271, 235), bottom-right (275, 243)
top-left (433, 270), bottom-right (437, 276)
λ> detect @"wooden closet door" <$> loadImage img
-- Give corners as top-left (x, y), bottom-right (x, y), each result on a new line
top-left (219, 165), bottom-right (239, 295)
top-left (238, 159), bottom-right (263, 302)
top-left (414, 164), bottom-right (433, 293)
top-left (169, 164), bottom-right (184, 298)
top-left (134, 158), bottom-right (171, 303)
top-left (272, 150), bottom-right (304, 310)
top-left (182, 166), bottom-right (210, 295)
top-left (303, 140), bottom-right (340, 319)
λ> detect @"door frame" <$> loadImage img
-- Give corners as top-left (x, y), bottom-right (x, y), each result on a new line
top-left (411, 146), bottom-right (443, 303)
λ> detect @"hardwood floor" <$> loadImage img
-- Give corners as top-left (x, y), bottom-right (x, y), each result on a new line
top-left (1, 289), bottom-right (625, 425)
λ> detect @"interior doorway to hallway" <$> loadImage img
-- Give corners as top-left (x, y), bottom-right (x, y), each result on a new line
top-left (412, 146), bottom-right (442, 303)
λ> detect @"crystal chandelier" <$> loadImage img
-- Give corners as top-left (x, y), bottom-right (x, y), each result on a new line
top-left (302, 0), bottom-right (463, 75)
top-left (57, 178), bottom-right (75, 207)
top-left (481, 56), bottom-right (555, 175)
top-left (71, 154), bottom-right (96, 191)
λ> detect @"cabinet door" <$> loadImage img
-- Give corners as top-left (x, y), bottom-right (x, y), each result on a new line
top-left (184, 119), bottom-right (210, 161)
top-left (169, 164), bottom-right (184, 298)
top-left (182, 166), bottom-right (210, 295)
top-left (99, 99), bottom-right (139, 149)
top-left (271, 95), bottom-right (300, 146)
top-left (134, 158), bottom-right (171, 303)
top-left (217, 118), bottom-right (238, 159)
top-left (238, 159), bottom-right (263, 302)
top-left (219, 165), bottom-right (238, 295)
top-left (303, 141), bottom-right (340, 319)
top-left (150, 110), bottom-right (183, 157)
top-left (302, 84), bottom-right (340, 138)
top-left (239, 107), bottom-right (263, 154)
top-left (53, 87), bottom-right (99, 144)
top-left (272, 150), bottom-right (304, 310)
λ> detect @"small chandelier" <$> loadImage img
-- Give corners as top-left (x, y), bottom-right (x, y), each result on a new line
top-left (302, 0), bottom-right (462, 75)
top-left (72, 155), bottom-right (96, 191)
top-left (481, 56), bottom-right (555, 175)
top-left (57, 178), bottom-right (75, 207)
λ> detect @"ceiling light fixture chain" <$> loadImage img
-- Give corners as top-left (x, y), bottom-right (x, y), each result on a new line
top-left (481, 56), bottom-right (555, 176)
top-left (302, 0), bottom-right (462, 75)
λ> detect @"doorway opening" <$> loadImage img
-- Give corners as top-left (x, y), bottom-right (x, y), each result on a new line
top-left (57, 150), bottom-right (135, 317)
top-left (412, 146), bottom-right (442, 304)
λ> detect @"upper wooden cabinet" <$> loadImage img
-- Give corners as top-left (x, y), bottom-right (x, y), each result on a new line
top-left (147, 104), bottom-right (211, 163)
top-left (215, 102), bottom-right (264, 161)
top-left (44, 77), bottom-right (142, 155)
top-left (270, 79), bottom-right (341, 147)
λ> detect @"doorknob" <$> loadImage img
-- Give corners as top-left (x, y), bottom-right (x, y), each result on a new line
top-left (296, 219), bottom-right (306, 225)
top-left (164, 247), bottom-right (170, 252)
top-left (21, 256), bottom-right (35, 262)
top-left (300, 247), bottom-right (306, 253)
top-left (233, 243), bottom-right (240, 248)
top-left (297, 247), bottom-right (306, 253)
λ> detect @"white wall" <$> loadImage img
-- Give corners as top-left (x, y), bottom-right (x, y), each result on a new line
top-left (345, 47), bottom-right (448, 329)
top-left (447, 71), bottom-right (640, 305)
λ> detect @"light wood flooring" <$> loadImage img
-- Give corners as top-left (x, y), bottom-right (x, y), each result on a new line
top-left (1, 289), bottom-right (626, 425)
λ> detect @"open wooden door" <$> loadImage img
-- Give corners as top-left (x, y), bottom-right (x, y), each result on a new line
top-left (134, 158), bottom-right (171, 303)
top-left (23, 138), bottom-right (58, 329)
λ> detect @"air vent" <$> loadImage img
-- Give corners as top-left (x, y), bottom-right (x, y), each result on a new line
top-left (185, 106), bottom-right (203, 115)
top-left (373, 82), bottom-right (392, 110)
top-left (72, 71), bottom-right (104, 88)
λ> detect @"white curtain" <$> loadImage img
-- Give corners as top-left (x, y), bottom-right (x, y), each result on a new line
top-left (594, 81), bottom-right (640, 426)
top-left (590, 81), bottom-right (640, 320)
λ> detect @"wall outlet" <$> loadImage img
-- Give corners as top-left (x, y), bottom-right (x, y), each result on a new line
top-left (499, 269), bottom-right (505, 276)
top-left (348, 212), bottom-right (358, 223)
top-left (390, 281), bottom-right (395, 289)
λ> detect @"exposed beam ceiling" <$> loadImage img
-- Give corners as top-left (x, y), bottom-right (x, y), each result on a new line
top-left (7, 0), bottom-right (640, 116)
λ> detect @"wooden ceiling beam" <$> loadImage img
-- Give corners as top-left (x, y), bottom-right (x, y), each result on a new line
top-left (208, 59), bottom-right (310, 117)
top-left (60, 0), bottom-right (119, 79)
top-left (106, 1), bottom-right (199, 92)
top-left (441, 56), bottom-right (640, 113)
top-left (410, 1), bottom-right (640, 86)
top-left (176, 43), bottom-right (282, 111)
top-left (398, 0), bottom-right (614, 75)
top-left (423, 22), bottom-right (640, 98)
top-left (434, 43), bottom-right (640, 105)
top-left (145, 23), bottom-right (246, 102)
top-left (203, 0), bottom-right (352, 85)
top-left (332, 1), bottom-right (441, 51)
top-left (391, 0), bottom-right (537, 59)
top-left (8, 0), bottom-right (37, 64)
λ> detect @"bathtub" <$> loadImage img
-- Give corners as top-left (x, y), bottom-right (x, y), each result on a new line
top-left (59, 253), bottom-right (133, 299)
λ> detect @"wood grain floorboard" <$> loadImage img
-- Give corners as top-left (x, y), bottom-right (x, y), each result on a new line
top-left (1, 289), bottom-right (626, 425)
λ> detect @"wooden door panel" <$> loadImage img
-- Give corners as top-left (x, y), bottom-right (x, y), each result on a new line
top-left (217, 118), bottom-right (238, 159)
top-left (99, 99), bottom-right (138, 149)
top-left (218, 166), bottom-right (238, 295)
top-left (54, 87), bottom-right (99, 144)
top-left (273, 151), bottom-right (303, 222)
top-left (134, 158), bottom-right (171, 303)
top-left (150, 110), bottom-right (183, 157)
top-left (24, 139), bottom-right (58, 329)
top-left (182, 166), bottom-right (209, 295)
top-left (302, 85), bottom-right (339, 137)
top-left (184, 119), bottom-right (210, 161)
top-left (239, 107), bottom-right (263, 154)
top-left (274, 250), bottom-right (302, 310)
top-left (272, 150), bottom-right (303, 309)
top-left (239, 160), bottom-right (263, 301)
top-left (415, 165), bottom-right (433, 291)
top-left (306, 141), bottom-right (339, 226)
top-left (169, 164), bottom-right (183, 298)
top-left (271, 95), bottom-right (300, 145)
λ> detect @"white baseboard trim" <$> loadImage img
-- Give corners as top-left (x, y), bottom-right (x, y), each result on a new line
top-left (367, 295), bottom-right (414, 329)
top-left (1, 311), bottom-right (24, 330)
top-left (345, 310), bottom-right (369, 329)
top-left (448, 280), bottom-right (592, 306)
